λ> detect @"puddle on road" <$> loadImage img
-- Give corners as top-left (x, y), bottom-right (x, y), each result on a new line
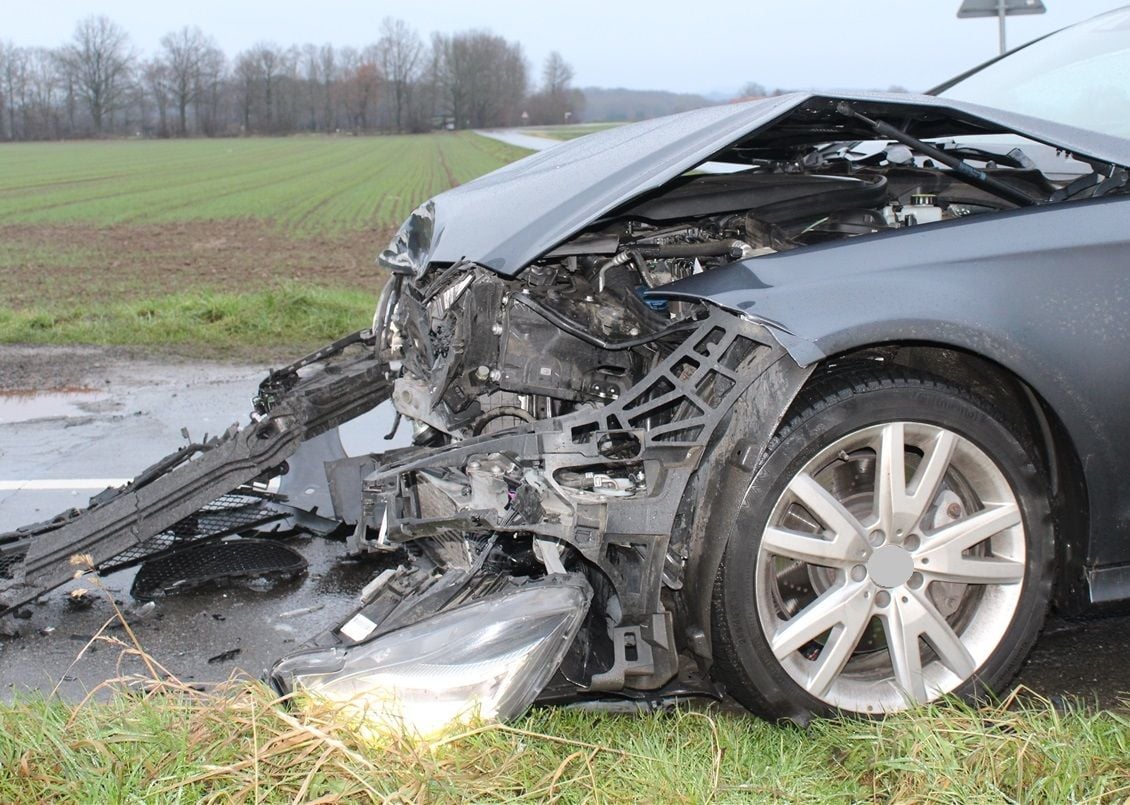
top-left (0, 387), bottom-right (111, 423)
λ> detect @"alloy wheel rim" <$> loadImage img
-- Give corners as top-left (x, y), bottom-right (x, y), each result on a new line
top-left (755, 421), bottom-right (1026, 713)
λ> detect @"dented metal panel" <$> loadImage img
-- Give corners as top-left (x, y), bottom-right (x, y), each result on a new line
top-left (404, 92), bottom-right (1130, 276)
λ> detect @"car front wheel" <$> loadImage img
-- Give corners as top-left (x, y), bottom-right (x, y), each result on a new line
top-left (710, 368), bottom-right (1053, 721)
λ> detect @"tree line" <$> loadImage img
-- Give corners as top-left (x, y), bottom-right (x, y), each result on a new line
top-left (0, 16), bottom-right (586, 140)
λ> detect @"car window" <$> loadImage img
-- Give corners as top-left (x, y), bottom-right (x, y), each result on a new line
top-left (939, 9), bottom-right (1130, 139)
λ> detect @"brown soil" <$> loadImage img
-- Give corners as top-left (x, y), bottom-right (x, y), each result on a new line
top-left (0, 221), bottom-right (393, 307)
top-left (0, 343), bottom-right (147, 389)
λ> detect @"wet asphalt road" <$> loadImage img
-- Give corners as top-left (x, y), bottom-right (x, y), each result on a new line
top-left (0, 347), bottom-right (407, 699)
top-left (0, 348), bottom-right (1126, 709)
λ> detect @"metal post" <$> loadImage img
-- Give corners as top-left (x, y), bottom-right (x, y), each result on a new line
top-left (998, 0), bottom-right (1007, 54)
top-left (958, 0), bottom-right (1043, 55)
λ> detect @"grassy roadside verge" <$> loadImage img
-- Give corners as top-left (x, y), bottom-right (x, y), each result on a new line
top-left (1, 680), bottom-right (1126, 801)
top-left (0, 282), bottom-right (376, 360)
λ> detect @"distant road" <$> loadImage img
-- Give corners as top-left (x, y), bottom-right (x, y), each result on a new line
top-left (476, 127), bottom-right (745, 174)
top-left (476, 129), bottom-right (562, 152)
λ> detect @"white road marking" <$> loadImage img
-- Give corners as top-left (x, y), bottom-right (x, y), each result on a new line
top-left (0, 479), bottom-right (129, 491)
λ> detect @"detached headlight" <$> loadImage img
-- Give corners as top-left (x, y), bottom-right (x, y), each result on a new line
top-left (378, 201), bottom-right (436, 278)
top-left (270, 578), bottom-right (590, 737)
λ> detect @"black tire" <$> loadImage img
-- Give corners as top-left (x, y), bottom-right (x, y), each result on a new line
top-left (710, 367), bottom-right (1053, 722)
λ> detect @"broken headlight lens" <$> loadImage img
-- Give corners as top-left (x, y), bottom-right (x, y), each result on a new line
top-left (377, 200), bottom-right (436, 278)
top-left (270, 577), bottom-right (591, 736)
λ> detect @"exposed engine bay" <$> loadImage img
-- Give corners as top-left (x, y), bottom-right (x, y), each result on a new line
top-left (380, 138), bottom-right (1060, 444)
top-left (3, 94), bottom-right (1127, 732)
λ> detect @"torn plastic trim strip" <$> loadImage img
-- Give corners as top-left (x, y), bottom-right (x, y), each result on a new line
top-left (255, 328), bottom-right (377, 414)
top-left (730, 311), bottom-right (827, 369)
top-left (643, 286), bottom-right (824, 368)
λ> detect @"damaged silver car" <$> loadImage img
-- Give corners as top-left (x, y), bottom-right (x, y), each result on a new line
top-left (6, 9), bottom-right (1130, 728)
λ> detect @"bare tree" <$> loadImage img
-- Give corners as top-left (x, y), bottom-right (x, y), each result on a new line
top-left (433, 31), bottom-right (527, 129)
top-left (2, 46), bottom-right (30, 140)
top-left (0, 43), bottom-right (8, 140)
top-left (233, 50), bottom-right (258, 133)
top-left (0, 46), bottom-right (59, 140)
top-left (377, 18), bottom-right (422, 133)
top-left (233, 43), bottom-right (299, 133)
top-left (486, 38), bottom-right (527, 128)
top-left (529, 51), bottom-right (578, 124)
top-left (338, 46), bottom-right (381, 131)
top-left (57, 49), bottom-right (78, 134)
top-left (254, 44), bottom-right (282, 131)
top-left (193, 44), bottom-right (226, 135)
top-left (404, 39), bottom-right (438, 132)
top-left (319, 44), bottom-right (338, 131)
top-left (301, 44), bottom-right (322, 132)
top-left (542, 51), bottom-right (573, 97)
top-left (429, 33), bottom-right (455, 127)
top-left (143, 58), bottom-right (171, 136)
top-left (0, 15), bottom-right (579, 139)
top-left (59, 15), bottom-right (133, 134)
top-left (158, 26), bottom-right (215, 135)
top-left (26, 49), bottom-right (64, 139)
top-left (739, 81), bottom-right (767, 99)
top-left (272, 47), bottom-right (303, 132)
top-left (0, 42), bottom-right (19, 140)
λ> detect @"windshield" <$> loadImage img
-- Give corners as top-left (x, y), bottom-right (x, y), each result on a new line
top-left (939, 8), bottom-right (1130, 140)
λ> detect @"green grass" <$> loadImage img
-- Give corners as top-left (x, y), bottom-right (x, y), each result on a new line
top-left (0, 133), bottom-right (531, 354)
top-left (0, 282), bottom-right (374, 355)
top-left (0, 239), bottom-right (99, 270)
top-left (0, 133), bottom-right (530, 236)
top-left (0, 681), bottom-right (1126, 802)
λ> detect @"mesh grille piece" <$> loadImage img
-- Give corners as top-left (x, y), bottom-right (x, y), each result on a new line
top-left (130, 538), bottom-right (307, 600)
top-left (100, 492), bottom-right (283, 573)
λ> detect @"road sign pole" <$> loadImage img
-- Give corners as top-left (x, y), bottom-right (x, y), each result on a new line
top-left (999, 0), bottom-right (1007, 54)
top-left (958, 0), bottom-right (1045, 56)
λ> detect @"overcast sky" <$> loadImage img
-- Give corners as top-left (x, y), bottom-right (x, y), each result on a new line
top-left (3, 0), bottom-right (1128, 95)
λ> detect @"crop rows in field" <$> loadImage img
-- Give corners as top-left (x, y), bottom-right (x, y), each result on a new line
top-left (0, 133), bottom-right (530, 237)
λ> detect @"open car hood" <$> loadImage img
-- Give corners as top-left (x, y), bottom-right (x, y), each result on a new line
top-left (395, 91), bottom-right (1130, 277)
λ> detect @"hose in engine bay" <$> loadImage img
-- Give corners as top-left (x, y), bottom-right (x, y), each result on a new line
top-left (510, 292), bottom-right (702, 351)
